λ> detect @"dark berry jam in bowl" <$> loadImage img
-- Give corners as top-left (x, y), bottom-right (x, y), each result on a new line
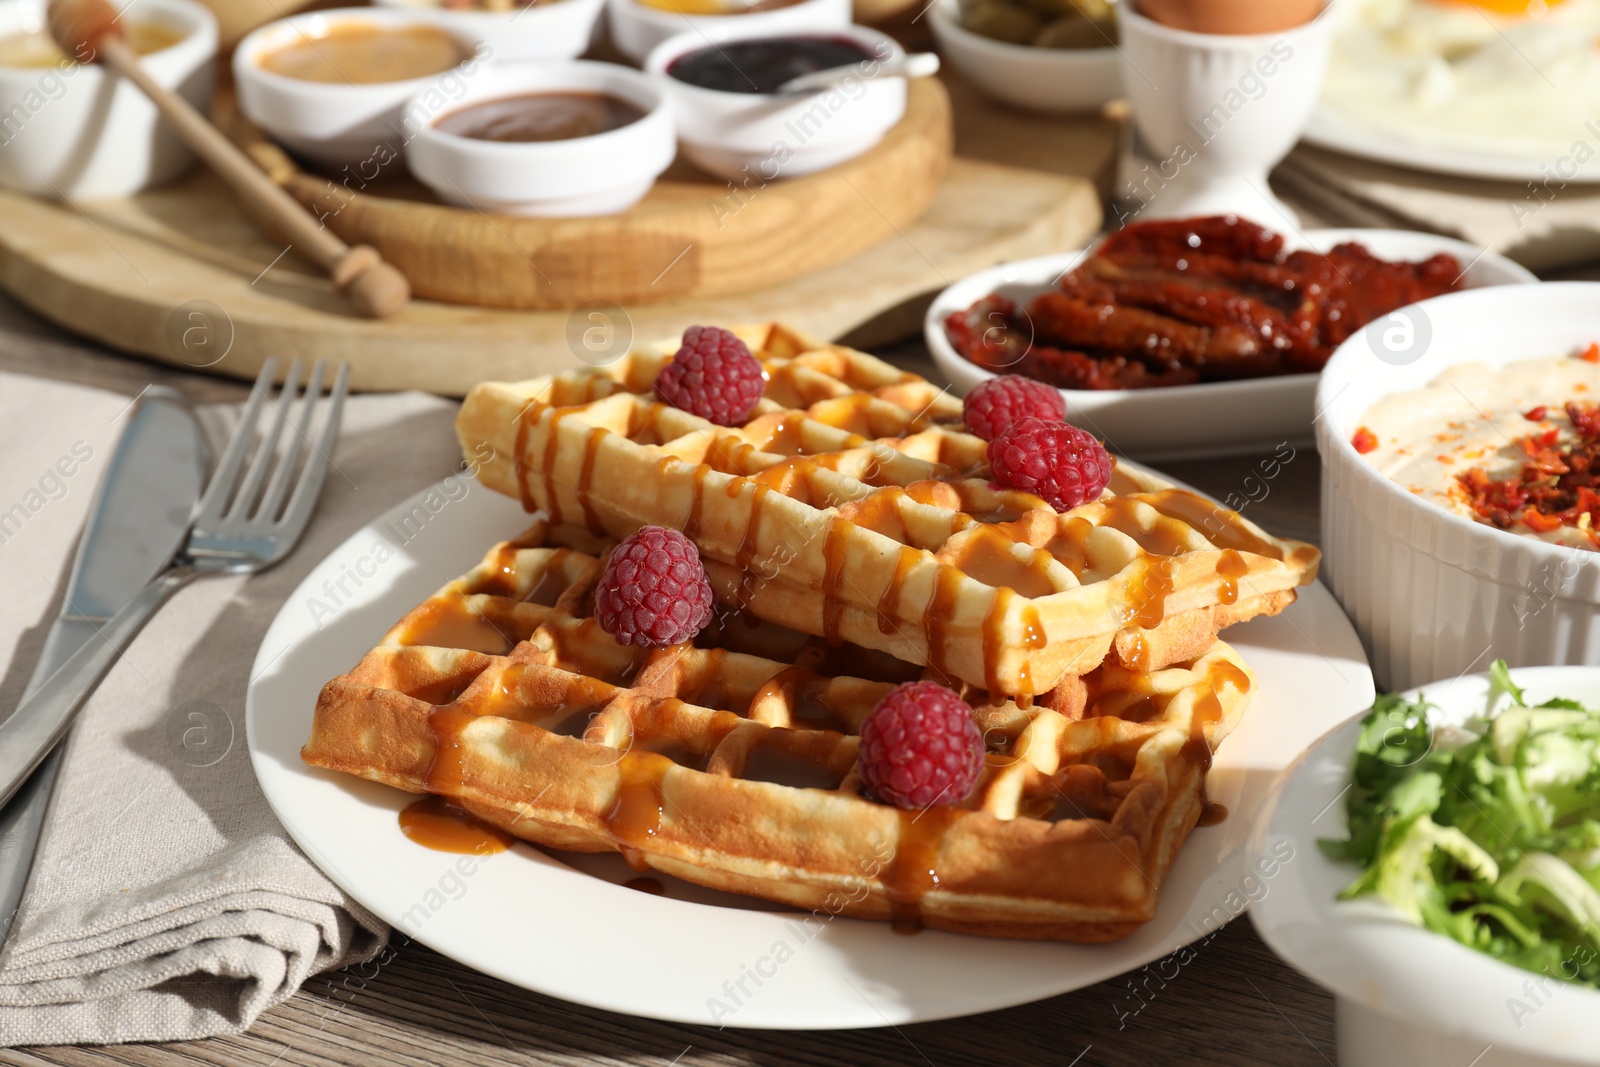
top-left (643, 25), bottom-right (908, 180)
top-left (665, 34), bottom-right (880, 94)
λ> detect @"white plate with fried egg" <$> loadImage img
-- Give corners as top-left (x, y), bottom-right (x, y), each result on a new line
top-left (1308, 0), bottom-right (1600, 181)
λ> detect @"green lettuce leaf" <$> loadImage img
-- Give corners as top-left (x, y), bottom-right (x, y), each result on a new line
top-left (1324, 660), bottom-right (1600, 992)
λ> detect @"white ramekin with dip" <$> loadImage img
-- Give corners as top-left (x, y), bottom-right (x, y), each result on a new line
top-left (234, 7), bottom-right (488, 168)
top-left (1319, 281), bottom-right (1600, 691)
top-left (405, 59), bottom-right (674, 216)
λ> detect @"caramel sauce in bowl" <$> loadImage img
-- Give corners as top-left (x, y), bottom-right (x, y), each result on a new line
top-left (232, 8), bottom-right (485, 168)
top-left (257, 22), bottom-right (470, 84)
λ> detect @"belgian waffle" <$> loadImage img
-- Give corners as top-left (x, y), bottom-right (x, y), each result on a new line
top-left (455, 323), bottom-right (1318, 696)
top-left (303, 519), bottom-right (1257, 942)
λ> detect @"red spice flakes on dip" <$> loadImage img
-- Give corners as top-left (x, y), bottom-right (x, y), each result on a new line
top-left (1355, 346), bottom-right (1600, 550)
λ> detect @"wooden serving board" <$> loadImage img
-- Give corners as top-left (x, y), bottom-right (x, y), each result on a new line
top-left (227, 80), bottom-right (955, 310)
top-left (0, 70), bottom-right (1115, 393)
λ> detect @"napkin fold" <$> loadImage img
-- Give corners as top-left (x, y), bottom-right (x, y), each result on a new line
top-left (0, 366), bottom-right (464, 1046)
top-left (1275, 145), bottom-right (1600, 275)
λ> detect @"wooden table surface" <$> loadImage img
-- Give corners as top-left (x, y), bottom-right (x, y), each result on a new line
top-left (0, 290), bottom-right (1333, 1067)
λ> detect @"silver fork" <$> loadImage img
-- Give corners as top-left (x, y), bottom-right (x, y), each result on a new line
top-left (0, 359), bottom-right (349, 808)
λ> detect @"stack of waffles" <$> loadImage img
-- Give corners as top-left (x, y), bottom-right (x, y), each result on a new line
top-left (304, 324), bottom-right (1320, 941)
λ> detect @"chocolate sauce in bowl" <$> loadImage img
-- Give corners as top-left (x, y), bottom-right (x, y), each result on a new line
top-left (435, 91), bottom-right (647, 142)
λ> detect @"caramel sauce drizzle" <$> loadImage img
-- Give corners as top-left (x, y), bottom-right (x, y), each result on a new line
top-left (1182, 659), bottom-right (1253, 777)
top-left (883, 806), bottom-right (961, 935)
top-left (534, 410), bottom-right (565, 524)
top-left (577, 424), bottom-right (605, 535)
top-left (732, 481), bottom-right (770, 609)
top-left (1215, 549), bottom-right (1248, 606)
top-left (512, 399), bottom-right (540, 512)
top-left (980, 588), bottom-right (1048, 696)
top-left (876, 546), bottom-right (918, 635)
top-left (684, 463), bottom-right (709, 541)
top-left (821, 518), bottom-right (848, 644)
top-left (921, 564), bottom-right (964, 682)
top-left (1127, 557), bottom-right (1175, 630)
top-left (605, 750), bottom-right (673, 872)
top-left (398, 795), bottom-right (513, 855)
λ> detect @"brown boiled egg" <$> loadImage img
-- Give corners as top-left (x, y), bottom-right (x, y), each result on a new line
top-left (1136, 0), bottom-right (1324, 34)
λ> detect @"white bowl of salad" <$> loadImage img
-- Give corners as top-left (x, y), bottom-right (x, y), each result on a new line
top-left (1251, 663), bottom-right (1600, 1067)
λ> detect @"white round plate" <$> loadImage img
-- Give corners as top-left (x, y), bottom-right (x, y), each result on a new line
top-left (248, 477), bottom-right (1374, 1029)
top-left (924, 228), bottom-right (1536, 462)
top-left (1250, 666), bottom-right (1600, 1066)
top-left (1303, 105), bottom-right (1600, 184)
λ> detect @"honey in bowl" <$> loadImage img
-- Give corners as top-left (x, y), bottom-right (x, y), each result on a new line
top-left (434, 92), bottom-right (646, 142)
top-left (258, 22), bottom-right (470, 84)
top-left (0, 21), bottom-right (185, 67)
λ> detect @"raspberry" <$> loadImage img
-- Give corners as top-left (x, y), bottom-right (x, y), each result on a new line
top-left (654, 326), bottom-right (767, 426)
top-left (858, 681), bottom-right (984, 809)
top-left (595, 526), bottom-right (715, 648)
top-left (987, 416), bottom-right (1112, 511)
top-left (962, 375), bottom-right (1066, 441)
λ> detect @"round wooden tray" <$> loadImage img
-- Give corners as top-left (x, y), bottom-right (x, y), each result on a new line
top-left (0, 72), bottom-right (1114, 393)
top-left (225, 80), bottom-right (953, 310)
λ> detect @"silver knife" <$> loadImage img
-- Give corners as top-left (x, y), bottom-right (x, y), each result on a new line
top-left (0, 387), bottom-right (205, 949)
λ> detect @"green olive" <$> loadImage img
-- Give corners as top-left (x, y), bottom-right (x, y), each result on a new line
top-left (961, 1), bottom-right (1045, 44)
top-left (1033, 12), bottom-right (1113, 48)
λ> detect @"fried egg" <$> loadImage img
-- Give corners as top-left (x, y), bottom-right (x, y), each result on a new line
top-left (1322, 0), bottom-right (1600, 156)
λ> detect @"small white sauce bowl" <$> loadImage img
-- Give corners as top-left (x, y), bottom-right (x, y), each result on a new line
top-left (1318, 281), bottom-right (1600, 692)
top-left (370, 0), bottom-right (604, 61)
top-left (234, 7), bottom-right (488, 169)
top-left (607, 0), bottom-right (849, 64)
top-left (405, 59), bottom-right (674, 216)
top-left (644, 24), bottom-right (905, 181)
top-left (927, 0), bottom-right (1119, 114)
top-left (1252, 664), bottom-right (1600, 1067)
top-left (924, 228), bottom-right (1536, 462)
top-left (0, 0), bottom-right (216, 198)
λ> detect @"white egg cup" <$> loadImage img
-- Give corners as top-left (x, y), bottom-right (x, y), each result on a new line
top-left (1115, 1), bottom-right (1334, 227)
top-left (0, 0), bottom-right (217, 198)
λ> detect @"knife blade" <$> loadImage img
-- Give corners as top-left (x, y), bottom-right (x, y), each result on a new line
top-left (0, 387), bottom-right (205, 949)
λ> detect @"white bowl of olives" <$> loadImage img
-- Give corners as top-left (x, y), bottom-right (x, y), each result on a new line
top-left (929, 0), bottom-right (1120, 113)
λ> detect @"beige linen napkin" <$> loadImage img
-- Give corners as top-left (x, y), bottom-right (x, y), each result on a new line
top-left (0, 368), bottom-right (463, 1045)
top-left (1273, 144), bottom-right (1600, 275)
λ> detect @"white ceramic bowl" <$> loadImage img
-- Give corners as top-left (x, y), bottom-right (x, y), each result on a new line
top-left (0, 0), bottom-right (216, 198)
top-left (927, 0), bottom-right (1118, 114)
top-left (644, 24), bottom-right (905, 181)
top-left (1117, 1), bottom-right (1333, 224)
top-left (607, 0), bottom-right (849, 64)
top-left (924, 228), bottom-right (1536, 462)
top-left (1251, 665), bottom-right (1600, 1067)
top-left (234, 8), bottom-right (489, 168)
top-left (405, 59), bottom-right (674, 216)
top-left (371, 0), bottom-right (604, 60)
top-left (1318, 281), bottom-right (1600, 693)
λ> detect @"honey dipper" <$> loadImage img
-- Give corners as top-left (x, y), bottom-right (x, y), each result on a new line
top-left (47, 0), bottom-right (410, 319)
